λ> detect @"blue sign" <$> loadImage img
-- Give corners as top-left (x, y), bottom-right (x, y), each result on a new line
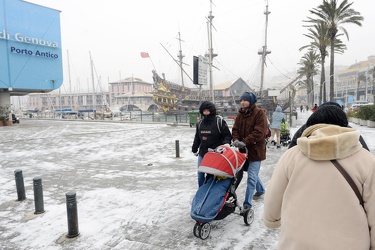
top-left (347, 95), bottom-right (354, 104)
top-left (0, 0), bottom-right (62, 92)
top-left (334, 99), bottom-right (344, 107)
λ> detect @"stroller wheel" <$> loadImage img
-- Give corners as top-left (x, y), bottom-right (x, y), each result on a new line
top-left (271, 140), bottom-right (276, 146)
top-left (193, 222), bottom-right (200, 238)
top-left (199, 223), bottom-right (211, 240)
top-left (244, 208), bottom-right (254, 226)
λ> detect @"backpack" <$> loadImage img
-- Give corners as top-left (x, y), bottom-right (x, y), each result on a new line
top-left (198, 115), bottom-right (224, 133)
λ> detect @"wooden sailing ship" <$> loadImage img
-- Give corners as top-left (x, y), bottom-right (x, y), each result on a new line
top-left (151, 70), bottom-right (213, 114)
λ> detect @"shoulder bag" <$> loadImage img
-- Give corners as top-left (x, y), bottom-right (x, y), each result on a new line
top-left (331, 160), bottom-right (364, 208)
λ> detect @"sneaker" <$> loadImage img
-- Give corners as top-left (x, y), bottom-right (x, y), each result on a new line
top-left (253, 192), bottom-right (265, 200)
top-left (276, 146), bottom-right (281, 149)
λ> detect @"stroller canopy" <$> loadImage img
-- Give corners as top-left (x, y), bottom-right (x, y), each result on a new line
top-left (199, 145), bottom-right (247, 178)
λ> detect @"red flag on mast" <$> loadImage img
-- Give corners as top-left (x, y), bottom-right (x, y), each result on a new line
top-left (140, 52), bottom-right (150, 58)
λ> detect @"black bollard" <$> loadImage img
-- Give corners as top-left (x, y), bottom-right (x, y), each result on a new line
top-left (175, 140), bottom-right (180, 158)
top-left (33, 177), bottom-right (45, 214)
top-left (14, 169), bottom-right (26, 201)
top-left (66, 191), bottom-right (79, 238)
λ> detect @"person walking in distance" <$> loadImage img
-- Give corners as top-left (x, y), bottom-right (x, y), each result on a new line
top-left (267, 105), bottom-right (285, 149)
top-left (232, 91), bottom-right (268, 213)
top-left (311, 103), bottom-right (318, 112)
top-left (192, 101), bottom-right (232, 187)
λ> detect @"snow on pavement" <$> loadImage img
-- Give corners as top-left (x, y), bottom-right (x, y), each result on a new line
top-left (0, 113), bottom-right (374, 250)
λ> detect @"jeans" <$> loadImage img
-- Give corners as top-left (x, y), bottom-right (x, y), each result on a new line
top-left (197, 155), bottom-right (205, 187)
top-left (244, 160), bottom-right (265, 208)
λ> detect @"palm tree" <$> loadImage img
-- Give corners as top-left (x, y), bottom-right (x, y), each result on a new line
top-left (297, 50), bottom-right (321, 107)
top-left (300, 21), bottom-right (347, 103)
top-left (307, 0), bottom-right (363, 101)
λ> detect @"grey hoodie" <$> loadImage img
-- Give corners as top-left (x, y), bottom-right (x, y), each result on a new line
top-left (270, 106), bottom-right (284, 130)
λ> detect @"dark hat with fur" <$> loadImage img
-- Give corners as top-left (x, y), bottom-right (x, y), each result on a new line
top-left (240, 91), bottom-right (257, 106)
top-left (199, 101), bottom-right (216, 116)
top-left (306, 105), bottom-right (348, 128)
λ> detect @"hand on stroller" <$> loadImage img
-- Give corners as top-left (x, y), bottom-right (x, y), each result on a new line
top-left (232, 140), bottom-right (246, 148)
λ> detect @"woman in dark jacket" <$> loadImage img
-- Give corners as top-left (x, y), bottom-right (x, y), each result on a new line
top-left (192, 101), bottom-right (232, 187)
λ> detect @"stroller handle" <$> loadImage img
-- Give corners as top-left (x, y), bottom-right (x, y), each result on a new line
top-left (240, 146), bottom-right (248, 155)
top-left (208, 144), bottom-right (248, 155)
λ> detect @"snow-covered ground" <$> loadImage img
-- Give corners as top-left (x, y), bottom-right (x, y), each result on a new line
top-left (1, 112), bottom-right (374, 250)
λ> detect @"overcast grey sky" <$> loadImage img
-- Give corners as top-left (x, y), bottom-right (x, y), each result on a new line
top-left (26, 0), bottom-right (375, 93)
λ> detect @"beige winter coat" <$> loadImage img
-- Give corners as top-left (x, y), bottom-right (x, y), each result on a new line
top-left (263, 124), bottom-right (375, 250)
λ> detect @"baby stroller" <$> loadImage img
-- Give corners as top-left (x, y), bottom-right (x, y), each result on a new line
top-left (280, 121), bottom-right (291, 146)
top-left (190, 145), bottom-right (254, 240)
top-left (270, 120), bottom-right (291, 147)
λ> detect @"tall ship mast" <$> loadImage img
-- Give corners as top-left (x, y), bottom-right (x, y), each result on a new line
top-left (177, 32), bottom-right (185, 87)
top-left (257, 0), bottom-right (271, 100)
top-left (206, 0), bottom-right (217, 103)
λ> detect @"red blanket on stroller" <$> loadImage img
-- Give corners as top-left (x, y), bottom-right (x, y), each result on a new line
top-left (199, 145), bottom-right (247, 178)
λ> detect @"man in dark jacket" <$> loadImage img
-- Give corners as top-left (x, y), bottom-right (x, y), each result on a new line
top-left (192, 101), bottom-right (232, 187)
top-left (232, 91), bottom-right (268, 212)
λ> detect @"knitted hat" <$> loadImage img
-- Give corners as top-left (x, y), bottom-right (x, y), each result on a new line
top-left (240, 92), bottom-right (257, 106)
top-left (306, 105), bottom-right (348, 128)
top-left (199, 101), bottom-right (216, 116)
top-left (320, 101), bottom-right (342, 109)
